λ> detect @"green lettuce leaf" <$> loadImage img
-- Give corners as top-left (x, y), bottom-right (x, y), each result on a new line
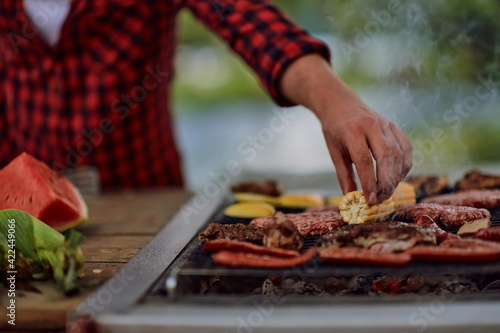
top-left (0, 209), bottom-right (85, 293)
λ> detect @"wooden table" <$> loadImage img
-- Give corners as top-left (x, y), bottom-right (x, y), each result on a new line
top-left (0, 189), bottom-right (192, 332)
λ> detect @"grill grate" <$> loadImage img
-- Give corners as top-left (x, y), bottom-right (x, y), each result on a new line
top-left (153, 201), bottom-right (500, 300)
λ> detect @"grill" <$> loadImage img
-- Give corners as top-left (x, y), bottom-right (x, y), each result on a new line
top-left (73, 172), bottom-right (500, 332)
top-left (149, 200), bottom-right (500, 302)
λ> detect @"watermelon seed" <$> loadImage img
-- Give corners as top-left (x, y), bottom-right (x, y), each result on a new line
top-left (29, 195), bottom-right (33, 204)
top-left (5, 194), bottom-right (9, 201)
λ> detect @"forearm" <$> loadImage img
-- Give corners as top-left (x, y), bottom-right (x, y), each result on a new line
top-left (278, 53), bottom-right (413, 205)
top-left (279, 54), bottom-right (360, 121)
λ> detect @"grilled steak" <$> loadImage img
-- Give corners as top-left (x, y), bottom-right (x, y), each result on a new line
top-left (405, 175), bottom-right (449, 198)
top-left (319, 221), bottom-right (436, 253)
top-left (421, 189), bottom-right (500, 210)
top-left (199, 223), bottom-right (263, 244)
top-left (263, 212), bottom-right (303, 251)
top-left (396, 203), bottom-right (491, 227)
top-left (455, 170), bottom-right (500, 191)
top-left (203, 239), bottom-right (299, 258)
top-left (230, 180), bottom-right (281, 196)
top-left (251, 211), bottom-right (345, 236)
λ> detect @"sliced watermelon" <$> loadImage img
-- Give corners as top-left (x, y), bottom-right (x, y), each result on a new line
top-left (0, 152), bottom-right (88, 231)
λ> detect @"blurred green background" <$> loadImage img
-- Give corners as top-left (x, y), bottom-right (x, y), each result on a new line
top-left (172, 0), bottom-right (500, 189)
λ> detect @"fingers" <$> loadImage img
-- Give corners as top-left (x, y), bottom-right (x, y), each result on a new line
top-left (347, 140), bottom-right (378, 205)
top-left (328, 142), bottom-right (358, 195)
top-left (369, 123), bottom-right (403, 202)
top-left (391, 124), bottom-right (413, 177)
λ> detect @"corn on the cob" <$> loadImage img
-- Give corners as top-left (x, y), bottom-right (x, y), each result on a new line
top-left (391, 182), bottom-right (417, 210)
top-left (339, 191), bottom-right (395, 224)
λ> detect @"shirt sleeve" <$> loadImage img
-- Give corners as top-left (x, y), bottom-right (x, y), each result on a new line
top-left (184, 0), bottom-right (331, 106)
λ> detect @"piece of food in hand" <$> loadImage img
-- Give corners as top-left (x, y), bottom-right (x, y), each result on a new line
top-left (474, 227), bottom-right (500, 243)
top-left (262, 212), bottom-right (303, 251)
top-left (223, 202), bottom-right (276, 218)
top-left (338, 191), bottom-right (395, 224)
top-left (405, 174), bottom-right (449, 198)
top-left (455, 169), bottom-right (500, 191)
top-left (420, 189), bottom-right (500, 209)
top-left (230, 180), bottom-right (282, 196)
top-left (457, 218), bottom-right (492, 236)
top-left (232, 192), bottom-right (281, 206)
top-left (0, 152), bottom-right (88, 232)
top-left (211, 248), bottom-right (316, 269)
top-left (395, 203), bottom-right (491, 228)
top-left (251, 211), bottom-right (344, 236)
top-left (391, 182), bottom-right (416, 210)
top-left (198, 223), bottom-right (264, 245)
top-left (277, 193), bottom-right (324, 208)
top-left (0, 209), bottom-right (85, 294)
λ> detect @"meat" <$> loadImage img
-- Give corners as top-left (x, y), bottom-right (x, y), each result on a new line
top-left (420, 189), bottom-right (500, 210)
top-left (455, 169), bottom-right (500, 191)
top-left (319, 221), bottom-right (436, 253)
top-left (203, 239), bottom-right (299, 258)
top-left (405, 175), bottom-right (449, 198)
top-left (410, 215), bottom-right (459, 243)
top-left (251, 211), bottom-right (345, 236)
top-left (475, 227), bottom-right (500, 243)
top-left (319, 247), bottom-right (411, 267)
top-left (230, 180), bottom-right (281, 196)
top-left (198, 223), bottom-right (263, 244)
top-left (211, 248), bottom-right (316, 268)
top-left (407, 239), bottom-right (500, 263)
top-left (262, 212), bottom-right (303, 251)
top-left (396, 203), bottom-right (491, 227)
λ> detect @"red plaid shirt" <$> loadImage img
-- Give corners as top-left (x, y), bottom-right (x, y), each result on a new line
top-left (0, 0), bottom-right (329, 190)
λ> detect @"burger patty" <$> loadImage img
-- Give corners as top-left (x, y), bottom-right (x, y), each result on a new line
top-left (405, 174), bottom-right (449, 198)
top-left (251, 211), bottom-right (345, 236)
top-left (396, 203), bottom-right (491, 227)
top-left (420, 189), bottom-right (500, 210)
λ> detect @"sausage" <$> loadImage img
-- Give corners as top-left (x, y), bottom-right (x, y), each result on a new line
top-left (412, 215), bottom-right (460, 243)
top-left (474, 226), bottom-right (500, 243)
top-left (319, 247), bottom-right (411, 267)
top-left (407, 239), bottom-right (500, 263)
top-left (211, 248), bottom-right (316, 268)
top-left (203, 239), bottom-right (299, 258)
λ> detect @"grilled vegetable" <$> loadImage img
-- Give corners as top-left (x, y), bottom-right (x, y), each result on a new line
top-left (233, 192), bottom-right (281, 206)
top-left (391, 182), bottom-right (417, 210)
top-left (224, 202), bottom-right (276, 218)
top-left (339, 191), bottom-right (395, 224)
top-left (0, 209), bottom-right (85, 294)
top-left (278, 193), bottom-right (324, 208)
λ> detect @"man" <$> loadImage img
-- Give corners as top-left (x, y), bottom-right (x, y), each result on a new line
top-left (0, 0), bottom-right (412, 205)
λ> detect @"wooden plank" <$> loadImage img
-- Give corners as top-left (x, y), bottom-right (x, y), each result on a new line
top-left (0, 189), bottom-right (192, 332)
top-left (80, 236), bottom-right (153, 263)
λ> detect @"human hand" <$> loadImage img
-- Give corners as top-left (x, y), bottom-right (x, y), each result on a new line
top-left (279, 54), bottom-right (413, 204)
top-left (319, 94), bottom-right (413, 205)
